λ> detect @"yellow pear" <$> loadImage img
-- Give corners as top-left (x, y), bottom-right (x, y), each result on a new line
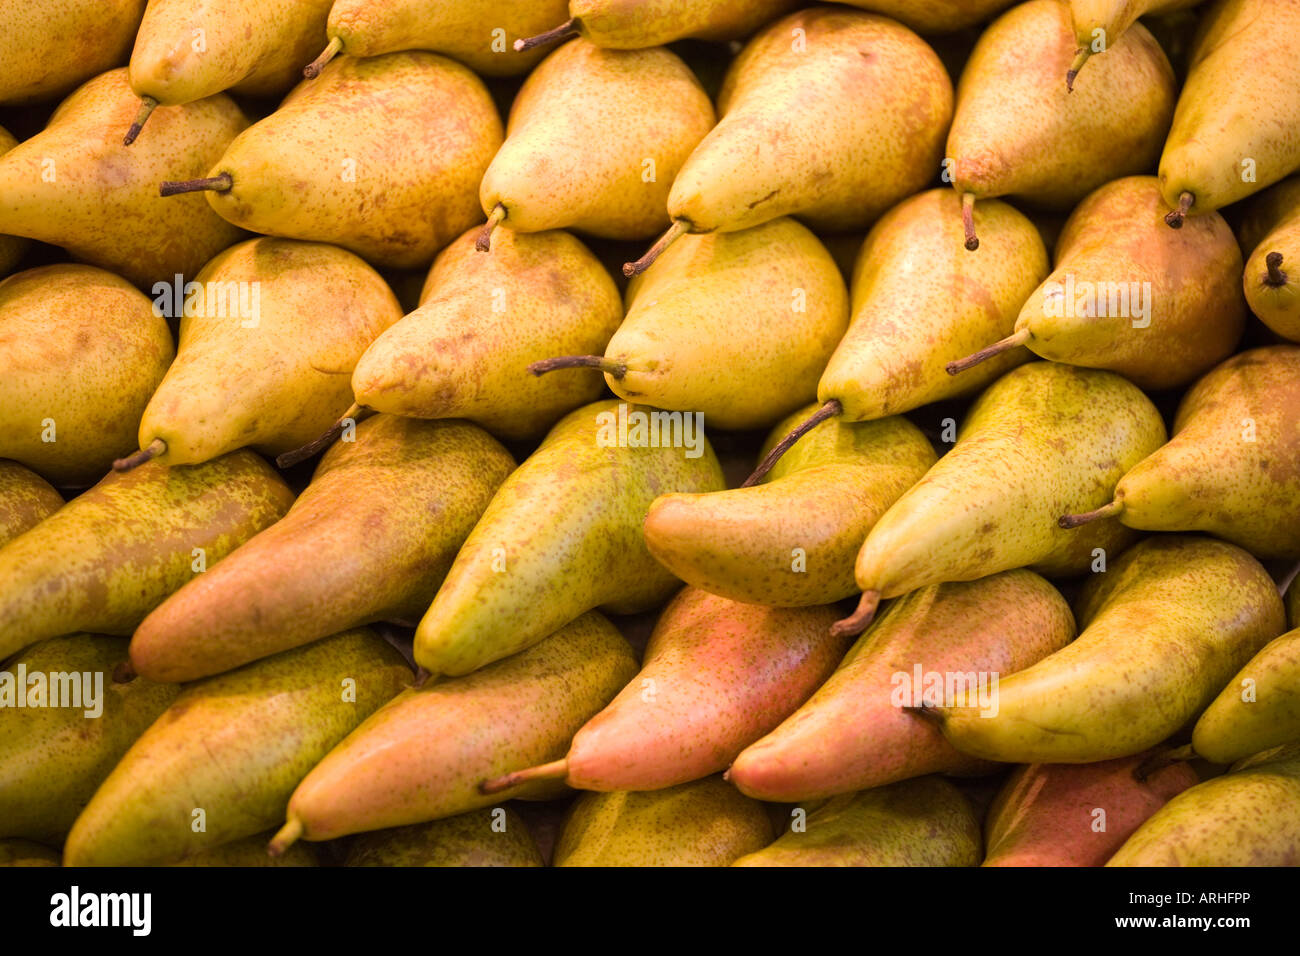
top-left (0, 1), bottom-right (145, 105)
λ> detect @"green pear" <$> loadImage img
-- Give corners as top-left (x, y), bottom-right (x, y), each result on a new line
top-left (0, 451), bottom-right (293, 661)
top-left (927, 537), bottom-right (1286, 763)
top-left (413, 399), bottom-right (725, 678)
top-left (554, 775), bottom-right (771, 867)
top-left (821, 1), bottom-right (1017, 34)
top-left (1192, 626), bottom-right (1300, 764)
top-left (1064, 1), bottom-right (1202, 88)
top-left (0, 840), bottom-right (61, 867)
top-left (948, 176), bottom-right (1245, 390)
top-left (130, 417), bottom-right (514, 683)
top-left (477, 39), bottom-right (713, 247)
top-left (0, 127), bottom-right (28, 276)
top-left (350, 225), bottom-right (622, 441)
top-left (0, 1), bottom-right (144, 105)
top-left (643, 408), bottom-right (935, 606)
top-left (165, 834), bottom-right (318, 866)
top-left (344, 808), bottom-right (544, 867)
top-left (269, 613), bottom-right (637, 849)
top-left (732, 777), bottom-right (982, 866)
top-left (0, 635), bottom-right (179, 844)
top-left (164, 53), bottom-right (501, 269)
top-left (1158, 0), bottom-right (1300, 225)
top-left (124, 238), bottom-right (402, 470)
top-left (0, 265), bottom-right (174, 486)
top-left (0, 461), bottom-right (62, 547)
top-left (1241, 175), bottom-right (1300, 342)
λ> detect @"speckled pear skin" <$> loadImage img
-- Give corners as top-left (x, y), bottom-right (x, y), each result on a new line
top-left (0, 840), bottom-right (62, 867)
top-left (0, 265), bottom-right (174, 487)
top-left (130, 417), bottom-right (514, 683)
top-left (1242, 176), bottom-right (1300, 341)
top-left (480, 40), bottom-right (713, 240)
top-left (138, 238), bottom-right (402, 467)
top-left (1108, 743), bottom-right (1300, 866)
top-left (1012, 176), bottom-right (1244, 390)
top-left (948, 1), bottom-right (1174, 209)
top-left (828, 1), bottom-right (1017, 33)
top-left (982, 753), bottom-right (1199, 867)
top-left (819, 190), bottom-right (1048, 421)
top-left (644, 410), bottom-right (935, 606)
top-left (414, 399), bottom-right (725, 678)
top-left (853, 363), bottom-right (1162, 600)
top-left (669, 8), bottom-right (951, 235)
top-left (729, 570), bottom-right (1074, 802)
top-left (0, 462), bottom-right (61, 548)
top-left (130, 0), bottom-right (332, 104)
top-left (569, 0), bottom-right (800, 47)
top-left (0, 451), bottom-right (293, 662)
top-left (62, 627), bottom-right (410, 867)
top-left (733, 777), bottom-right (982, 867)
top-left (933, 537), bottom-right (1286, 764)
top-left (353, 226), bottom-right (622, 440)
top-left (0, 127), bottom-right (28, 276)
top-left (1158, 0), bottom-right (1300, 218)
top-left (165, 834), bottom-right (319, 867)
top-left (206, 52), bottom-right (501, 269)
top-left (280, 613), bottom-right (637, 842)
top-left (1110, 346), bottom-right (1300, 559)
top-left (1192, 627), bottom-right (1300, 764)
top-left (0, 635), bottom-right (179, 845)
top-left (0, 0), bottom-right (144, 105)
top-left (0, 69), bottom-right (246, 287)
top-left (554, 775), bottom-right (772, 866)
top-left (344, 807), bottom-right (544, 867)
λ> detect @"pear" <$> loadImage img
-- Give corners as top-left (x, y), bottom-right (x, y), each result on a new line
top-left (0, 1), bottom-right (144, 105)
top-left (268, 613), bottom-right (638, 850)
top-left (130, 417), bottom-right (514, 683)
top-left (948, 176), bottom-right (1245, 390)
top-left (0, 635), bottom-right (179, 844)
top-left (1241, 175), bottom-right (1300, 342)
top-left (982, 753), bottom-right (1199, 866)
top-left (1062, 347), bottom-right (1300, 559)
top-left (926, 537), bottom-right (1286, 764)
top-left (344, 808), bottom-right (544, 867)
top-left (821, 1), bottom-right (1017, 34)
top-left (0, 840), bottom-right (61, 867)
top-left (1158, 0), bottom-right (1300, 226)
top-left (0, 462), bottom-right (62, 547)
top-left (165, 834), bottom-right (318, 867)
top-left (728, 570), bottom-right (1074, 802)
top-left (122, 238), bottom-right (402, 471)
top-left (835, 362), bottom-right (1163, 635)
top-left (0, 70), bottom-right (246, 287)
top-left (733, 777), bottom-right (982, 867)
top-left (553, 775), bottom-right (771, 867)
top-left (1064, 1), bottom-right (1202, 88)
top-left (1108, 743), bottom-right (1300, 866)
top-left (644, 409), bottom-right (935, 607)
top-left (482, 589), bottom-right (849, 794)
top-left (0, 265), bottom-right (174, 487)
top-left (477, 39), bottom-right (713, 248)
top-left (163, 53), bottom-right (501, 270)
top-left (63, 627), bottom-right (409, 866)
top-left (0, 127), bottom-right (29, 276)
top-left (517, 0), bottom-right (800, 52)
top-left (349, 225), bottom-right (622, 441)
top-left (124, 0), bottom-right (333, 144)
top-left (413, 399), bottom-right (725, 678)
top-left (1191, 626), bottom-right (1300, 764)
top-left (0, 451), bottom-right (293, 662)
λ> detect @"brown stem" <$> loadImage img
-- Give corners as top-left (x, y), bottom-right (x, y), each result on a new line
top-left (528, 355), bottom-right (626, 379)
top-left (1264, 251), bottom-right (1288, 288)
top-left (113, 438), bottom-right (167, 473)
top-left (623, 220), bottom-right (687, 278)
top-left (479, 759), bottom-right (568, 795)
top-left (275, 403), bottom-right (367, 469)
top-left (1066, 48), bottom-right (1091, 93)
top-left (304, 36), bottom-right (343, 79)
top-left (902, 704), bottom-right (943, 725)
top-left (123, 96), bottom-right (158, 146)
top-left (112, 660), bottom-right (137, 684)
top-left (830, 590), bottom-right (881, 639)
top-left (475, 203), bottom-right (506, 252)
top-left (961, 192), bottom-right (979, 251)
top-left (514, 18), bottom-right (579, 53)
top-left (412, 667), bottom-right (432, 689)
top-left (741, 399), bottom-right (842, 488)
top-left (160, 173), bottom-right (232, 197)
top-left (947, 328), bottom-right (1031, 375)
top-left (1059, 499), bottom-right (1123, 529)
top-left (267, 817), bottom-right (303, 857)
top-left (1164, 191), bottom-right (1193, 229)
top-left (1133, 744), bottom-right (1196, 782)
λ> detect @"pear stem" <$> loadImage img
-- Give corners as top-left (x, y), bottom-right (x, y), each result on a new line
top-left (527, 355), bottom-right (627, 379)
top-left (1133, 744), bottom-right (1196, 782)
top-left (623, 220), bottom-right (687, 278)
top-left (1264, 252), bottom-right (1288, 288)
top-left (514, 18), bottom-right (579, 53)
top-left (160, 173), bottom-right (232, 197)
top-left (1165, 191), bottom-right (1194, 229)
top-left (276, 403), bottom-right (367, 469)
top-left (1059, 499), bottom-right (1123, 529)
top-left (479, 759), bottom-right (568, 795)
top-left (123, 96), bottom-right (158, 146)
top-left (413, 666), bottom-right (432, 689)
top-left (304, 36), bottom-right (343, 79)
top-left (113, 438), bottom-right (167, 473)
top-left (1066, 48), bottom-right (1091, 93)
top-left (902, 703), bottom-right (943, 725)
top-left (741, 399), bottom-right (842, 488)
top-left (475, 204), bottom-right (506, 252)
top-left (961, 192), bottom-right (979, 251)
top-left (830, 590), bottom-right (881, 639)
top-left (267, 817), bottom-right (303, 857)
top-left (947, 329), bottom-right (1031, 375)
top-left (112, 660), bottom-right (137, 684)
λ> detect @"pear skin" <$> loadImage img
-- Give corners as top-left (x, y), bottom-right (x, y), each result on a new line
top-left (820, 1), bottom-right (1017, 34)
top-left (0, 635), bottom-right (179, 844)
top-left (0, 840), bottom-right (62, 867)
top-left (0, 451), bottom-right (293, 661)
top-left (344, 808), bottom-right (543, 867)
top-left (1065, 0), bottom-right (1201, 87)
top-left (729, 570), bottom-right (1074, 802)
top-left (1192, 627), bottom-right (1300, 764)
top-left (1241, 175), bottom-right (1300, 342)
top-left (644, 408), bottom-right (936, 606)
top-left (165, 834), bottom-right (318, 867)
top-left (271, 613), bottom-right (638, 845)
top-left (0, 127), bottom-right (28, 276)
top-left (352, 225), bottom-right (622, 440)
top-left (930, 537), bottom-right (1286, 764)
top-left (0, 1), bottom-right (145, 105)
top-left (554, 775), bottom-right (771, 867)
top-left (0, 461), bottom-right (62, 547)
top-left (130, 417), bottom-right (514, 683)
top-left (0, 265), bottom-right (174, 486)
top-left (413, 400), bottom-right (725, 678)
top-left (557, 0), bottom-right (800, 48)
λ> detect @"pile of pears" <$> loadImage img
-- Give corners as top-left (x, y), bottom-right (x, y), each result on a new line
top-left (3, 0), bottom-right (1300, 870)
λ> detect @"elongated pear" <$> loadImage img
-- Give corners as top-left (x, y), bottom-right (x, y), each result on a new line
top-left (729, 571), bottom-right (1074, 802)
top-left (131, 418), bottom-right (514, 683)
top-left (0, 127), bottom-right (28, 276)
top-left (413, 400), bottom-right (724, 678)
top-left (0, 635), bottom-right (179, 844)
top-left (1192, 627), bottom-right (1300, 764)
top-left (927, 537), bottom-right (1286, 764)
top-left (0, 1), bottom-right (144, 105)
top-left (270, 613), bottom-right (637, 849)
top-left (0, 462), bottom-right (61, 547)
top-left (1241, 175), bottom-right (1300, 342)
top-left (517, 0), bottom-right (799, 52)
top-left (644, 409), bottom-right (935, 606)
top-left (345, 808), bottom-right (543, 867)
top-left (0, 70), bottom-right (246, 286)
top-left (0, 451), bottom-right (293, 661)
top-left (1064, 1), bottom-right (1202, 88)
top-left (63, 628), bottom-right (409, 866)
top-left (0, 265), bottom-right (174, 486)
